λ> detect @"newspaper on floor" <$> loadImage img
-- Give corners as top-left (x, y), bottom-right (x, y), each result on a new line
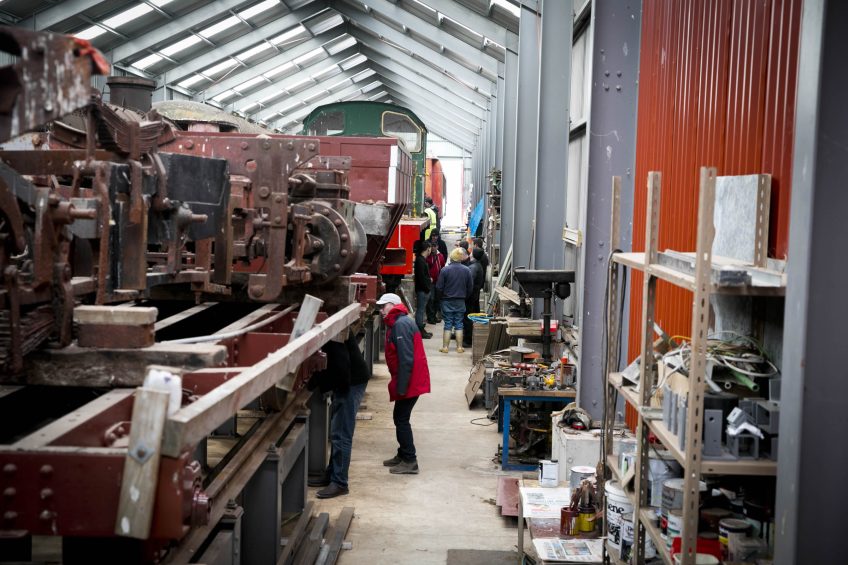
top-left (532, 538), bottom-right (604, 563)
top-left (519, 486), bottom-right (571, 519)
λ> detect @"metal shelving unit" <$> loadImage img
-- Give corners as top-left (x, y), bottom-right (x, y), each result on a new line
top-left (602, 168), bottom-right (784, 565)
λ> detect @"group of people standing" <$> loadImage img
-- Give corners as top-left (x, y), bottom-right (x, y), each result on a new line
top-left (413, 226), bottom-right (489, 353)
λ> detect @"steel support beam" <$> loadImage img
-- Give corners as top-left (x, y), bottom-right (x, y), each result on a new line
top-left (495, 63), bottom-right (506, 169)
top-left (415, 0), bottom-right (516, 46)
top-left (498, 46), bottom-right (519, 268)
top-left (201, 28), bottom-right (344, 100)
top-left (272, 81), bottom-right (382, 129)
top-left (375, 89), bottom-right (477, 149)
top-left (374, 71), bottom-right (484, 128)
top-left (20, 0), bottom-right (110, 31)
top-left (162, 2), bottom-right (328, 84)
top-left (340, 0), bottom-right (502, 67)
top-left (376, 78), bottom-right (481, 139)
top-left (576, 1), bottom-right (640, 419)
top-left (360, 44), bottom-right (490, 108)
top-left (347, 27), bottom-right (493, 94)
top-left (235, 46), bottom-right (359, 115)
top-left (776, 1), bottom-right (848, 563)
top-left (534, 0), bottom-right (571, 273)
top-left (338, 4), bottom-right (497, 86)
top-left (510, 4), bottom-right (541, 273)
top-left (258, 66), bottom-right (373, 122)
top-left (109, 0), bottom-right (253, 64)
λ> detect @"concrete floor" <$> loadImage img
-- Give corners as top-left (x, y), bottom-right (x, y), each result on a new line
top-left (312, 321), bottom-right (520, 564)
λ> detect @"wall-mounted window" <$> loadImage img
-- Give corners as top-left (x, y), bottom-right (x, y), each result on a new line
top-left (381, 111), bottom-right (422, 152)
top-left (307, 110), bottom-right (345, 135)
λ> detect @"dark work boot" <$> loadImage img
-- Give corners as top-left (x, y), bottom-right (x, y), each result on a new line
top-left (383, 455), bottom-right (402, 467)
top-left (307, 473), bottom-right (330, 487)
top-left (316, 483), bottom-right (349, 499)
top-left (389, 460), bottom-right (419, 474)
top-left (419, 326), bottom-right (433, 339)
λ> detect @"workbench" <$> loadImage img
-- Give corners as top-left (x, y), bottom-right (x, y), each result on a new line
top-left (499, 387), bottom-right (577, 471)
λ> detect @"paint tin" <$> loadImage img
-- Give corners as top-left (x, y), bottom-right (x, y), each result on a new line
top-left (648, 452), bottom-right (681, 507)
top-left (539, 459), bottom-right (558, 487)
top-left (661, 478), bottom-right (707, 535)
top-left (604, 480), bottom-right (633, 551)
top-left (569, 465), bottom-right (596, 489)
top-left (560, 507), bottom-right (577, 536)
top-left (719, 518), bottom-right (752, 560)
top-left (666, 509), bottom-right (683, 550)
top-left (577, 505), bottom-right (595, 533)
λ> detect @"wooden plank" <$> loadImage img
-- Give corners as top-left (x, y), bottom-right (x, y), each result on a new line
top-left (497, 476), bottom-right (519, 517)
top-left (77, 323), bottom-right (155, 348)
top-left (161, 303), bottom-right (360, 457)
top-left (323, 507), bottom-right (355, 565)
top-left (293, 513), bottom-right (329, 565)
top-left (277, 501), bottom-right (314, 565)
top-left (214, 304), bottom-right (280, 335)
top-left (25, 343), bottom-right (227, 387)
top-left (154, 302), bottom-right (216, 331)
top-left (13, 389), bottom-right (135, 449)
top-left (114, 388), bottom-right (170, 539)
top-left (0, 385), bottom-right (23, 400)
top-left (74, 305), bottom-right (158, 325)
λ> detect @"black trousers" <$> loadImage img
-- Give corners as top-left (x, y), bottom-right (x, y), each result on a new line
top-left (393, 396), bottom-right (419, 461)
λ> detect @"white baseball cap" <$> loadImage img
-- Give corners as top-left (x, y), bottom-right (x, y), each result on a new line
top-left (376, 292), bottom-right (402, 306)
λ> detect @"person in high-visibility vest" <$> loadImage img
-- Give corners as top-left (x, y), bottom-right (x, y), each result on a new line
top-left (423, 204), bottom-right (437, 240)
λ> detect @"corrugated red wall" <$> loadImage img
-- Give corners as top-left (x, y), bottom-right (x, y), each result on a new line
top-left (625, 0), bottom-right (801, 427)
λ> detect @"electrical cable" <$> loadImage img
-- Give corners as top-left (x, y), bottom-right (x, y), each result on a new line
top-left (470, 417), bottom-right (496, 426)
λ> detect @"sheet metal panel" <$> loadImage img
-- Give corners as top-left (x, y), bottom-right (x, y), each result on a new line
top-left (625, 0), bottom-right (800, 427)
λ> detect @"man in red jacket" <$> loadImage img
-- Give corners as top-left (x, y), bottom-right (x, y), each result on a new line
top-left (377, 292), bottom-right (431, 474)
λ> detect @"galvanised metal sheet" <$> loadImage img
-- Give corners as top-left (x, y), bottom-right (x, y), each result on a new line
top-left (625, 0), bottom-right (800, 427)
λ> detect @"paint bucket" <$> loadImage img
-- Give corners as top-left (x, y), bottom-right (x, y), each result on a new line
top-left (560, 507), bottom-right (577, 536)
top-left (673, 554), bottom-right (719, 565)
top-left (604, 480), bottom-right (633, 552)
top-left (648, 452), bottom-right (681, 507)
top-left (661, 478), bottom-right (706, 536)
top-left (666, 509), bottom-right (683, 550)
top-left (700, 507), bottom-right (733, 533)
top-left (620, 516), bottom-right (634, 561)
top-left (719, 518), bottom-right (752, 560)
top-left (570, 465), bottom-right (596, 489)
top-left (539, 460), bottom-right (558, 487)
top-left (577, 505), bottom-right (595, 533)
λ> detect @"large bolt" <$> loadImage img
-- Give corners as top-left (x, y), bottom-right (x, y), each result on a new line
top-left (40, 465), bottom-right (52, 477)
top-left (258, 186), bottom-right (270, 199)
top-left (39, 510), bottom-right (53, 522)
top-left (334, 219), bottom-right (342, 227)
top-left (40, 488), bottom-right (53, 500)
top-left (340, 234), bottom-right (349, 242)
top-left (3, 487), bottom-right (15, 498)
top-left (3, 511), bottom-right (17, 523)
top-left (185, 140), bottom-right (194, 149)
top-left (340, 249), bottom-right (349, 257)
top-left (241, 141), bottom-right (249, 150)
top-left (274, 195), bottom-right (283, 203)
top-left (3, 464), bottom-right (16, 475)
top-left (307, 143), bottom-right (316, 151)
top-left (287, 142), bottom-right (294, 150)
top-left (273, 216), bottom-right (282, 225)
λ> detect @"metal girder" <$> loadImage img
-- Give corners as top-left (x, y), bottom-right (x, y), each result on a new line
top-left (375, 74), bottom-right (481, 134)
top-left (234, 46), bottom-right (359, 114)
top-left (270, 80), bottom-right (379, 129)
top-left (161, 2), bottom-right (329, 84)
top-left (109, 0), bottom-right (253, 64)
top-left (336, 3), bottom-right (498, 86)
top-left (257, 65), bottom-right (373, 122)
top-left (347, 26), bottom-right (493, 95)
top-left (405, 0), bottom-right (516, 46)
top-left (338, 0), bottom-right (502, 67)
top-left (368, 60), bottom-right (486, 119)
top-left (19, 0), bottom-right (110, 31)
top-left (201, 28), bottom-right (345, 101)
top-left (360, 43), bottom-right (490, 107)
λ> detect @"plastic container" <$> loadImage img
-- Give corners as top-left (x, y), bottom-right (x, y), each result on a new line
top-left (605, 480), bottom-right (633, 551)
top-left (666, 509), bottom-right (683, 550)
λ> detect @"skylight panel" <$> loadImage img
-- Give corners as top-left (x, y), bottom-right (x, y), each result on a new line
top-left (212, 89), bottom-right (237, 102)
top-left (199, 16), bottom-right (241, 39)
top-left (265, 61), bottom-right (296, 79)
top-left (258, 92), bottom-right (279, 104)
top-left (241, 102), bottom-right (260, 112)
top-left (75, 26), bottom-right (106, 40)
top-left (134, 53), bottom-right (163, 70)
top-left (359, 80), bottom-right (381, 93)
top-left (352, 69), bottom-right (376, 82)
top-left (178, 75), bottom-right (205, 88)
top-left (236, 43), bottom-right (272, 62)
top-left (286, 77), bottom-right (314, 93)
top-left (102, 4), bottom-right (153, 29)
top-left (161, 35), bottom-right (202, 57)
top-left (293, 47), bottom-right (325, 67)
top-left (239, 0), bottom-right (279, 21)
top-left (339, 53), bottom-right (367, 71)
top-left (237, 75), bottom-right (267, 91)
top-left (204, 59), bottom-right (239, 77)
top-left (325, 35), bottom-right (356, 55)
top-left (311, 65), bottom-right (341, 82)
top-left (306, 12), bottom-right (343, 35)
top-left (272, 25), bottom-right (308, 46)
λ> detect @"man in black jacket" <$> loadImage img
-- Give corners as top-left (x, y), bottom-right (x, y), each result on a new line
top-left (307, 331), bottom-right (372, 498)
top-left (463, 248), bottom-right (486, 347)
top-left (413, 240), bottom-right (433, 338)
